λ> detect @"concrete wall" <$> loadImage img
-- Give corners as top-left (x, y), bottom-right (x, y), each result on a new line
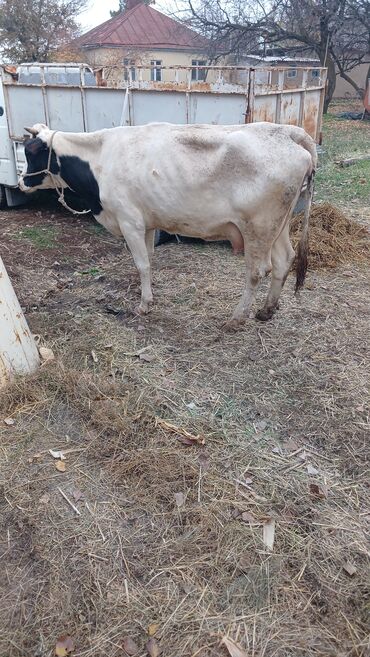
top-left (334, 61), bottom-right (370, 98)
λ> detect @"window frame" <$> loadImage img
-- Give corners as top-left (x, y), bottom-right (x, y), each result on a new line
top-left (286, 68), bottom-right (298, 79)
top-left (150, 60), bottom-right (162, 82)
top-left (123, 58), bottom-right (136, 82)
top-left (191, 59), bottom-right (207, 82)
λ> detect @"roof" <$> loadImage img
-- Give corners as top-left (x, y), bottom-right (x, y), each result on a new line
top-left (241, 54), bottom-right (320, 64)
top-left (78, 3), bottom-right (209, 52)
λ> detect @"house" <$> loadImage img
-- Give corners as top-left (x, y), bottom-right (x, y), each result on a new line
top-left (225, 52), bottom-right (323, 93)
top-left (77, 0), bottom-right (211, 85)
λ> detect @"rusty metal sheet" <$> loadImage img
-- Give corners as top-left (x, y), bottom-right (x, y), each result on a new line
top-left (302, 90), bottom-right (321, 139)
top-left (253, 95), bottom-right (278, 124)
top-left (279, 92), bottom-right (301, 126)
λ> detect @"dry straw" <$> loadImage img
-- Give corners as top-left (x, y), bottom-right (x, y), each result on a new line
top-left (0, 202), bottom-right (369, 657)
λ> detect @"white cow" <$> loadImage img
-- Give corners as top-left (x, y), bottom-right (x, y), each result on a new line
top-left (19, 121), bottom-right (316, 324)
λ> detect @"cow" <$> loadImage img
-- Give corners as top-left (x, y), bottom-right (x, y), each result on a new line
top-left (19, 121), bottom-right (316, 325)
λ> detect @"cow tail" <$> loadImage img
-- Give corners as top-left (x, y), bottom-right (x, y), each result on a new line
top-left (295, 171), bottom-right (314, 294)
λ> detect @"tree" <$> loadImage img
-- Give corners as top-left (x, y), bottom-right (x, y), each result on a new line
top-left (110, 0), bottom-right (154, 18)
top-left (186, 0), bottom-right (370, 111)
top-left (110, 0), bottom-right (126, 18)
top-left (0, 0), bottom-right (87, 62)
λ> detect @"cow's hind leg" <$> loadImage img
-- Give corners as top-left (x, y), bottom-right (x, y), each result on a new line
top-left (229, 237), bottom-right (272, 326)
top-left (255, 222), bottom-right (295, 321)
top-left (145, 229), bottom-right (155, 262)
top-left (123, 228), bottom-right (153, 314)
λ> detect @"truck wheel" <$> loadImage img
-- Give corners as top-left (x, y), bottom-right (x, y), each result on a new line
top-left (154, 230), bottom-right (170, 246)
top-left (0, 185), bottom-right (7, 209)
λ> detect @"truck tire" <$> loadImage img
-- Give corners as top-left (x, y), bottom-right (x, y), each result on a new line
top-left (0, 185), bottom-right (7, 209)
top-left (154, 229), bottom-right (170, 246)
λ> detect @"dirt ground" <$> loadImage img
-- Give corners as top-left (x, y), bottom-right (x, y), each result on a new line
top-left (0, 190), bottom-right (369, 657)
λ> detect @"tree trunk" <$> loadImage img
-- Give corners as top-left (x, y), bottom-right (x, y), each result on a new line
top-left (332, 53), bottom-right (367, 100)
top-left (323, 54), bottom-right (336, 113)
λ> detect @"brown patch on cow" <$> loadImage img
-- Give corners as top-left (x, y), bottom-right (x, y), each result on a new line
top-left (176, 133), bottom-right (221, 151)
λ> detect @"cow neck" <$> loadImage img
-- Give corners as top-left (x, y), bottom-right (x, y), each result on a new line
top-left (56, 132), bottom-right (103, 216)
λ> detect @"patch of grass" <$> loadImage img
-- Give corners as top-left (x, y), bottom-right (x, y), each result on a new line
top-left (77, 266), bottom-right (103, 277)
top-left (84, 222), bottom-right (108, 235)
top-left (315, 114), bottom-right (370, 206)
top-left (16, 225), bottom-right (58, 249)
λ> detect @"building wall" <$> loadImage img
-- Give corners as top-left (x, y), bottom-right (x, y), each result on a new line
top-left (334, 61), bottom-right (370, 98)
top-left (82, 47), bottom-right (215, 86)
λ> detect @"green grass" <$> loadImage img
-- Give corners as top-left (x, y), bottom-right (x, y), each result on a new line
top-left (84, 222), bottom-right (108, 235)
top-left (315, 114), bottom-right (370, 207)
top-left (77, 266), bottom-right (103, 277)
top-left (16, 226), bottom-right (59, 249)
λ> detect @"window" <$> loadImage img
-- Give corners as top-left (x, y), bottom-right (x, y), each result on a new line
top-left (311, 69), bottom-right (320, 78)
top-left (287, 68), bottom-right (297, 78)
top-left (123, 58), bottom-right (136, 82)
top-left (150, 60), bottom-right (162, 82)
top-left (191, 60), bottom-right (207, 81)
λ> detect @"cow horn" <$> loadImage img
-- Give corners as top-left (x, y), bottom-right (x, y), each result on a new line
top-left (24, 126), bottom-right (39, 135)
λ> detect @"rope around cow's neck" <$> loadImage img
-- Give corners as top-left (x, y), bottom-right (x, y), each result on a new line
top-left (25, 130), bottom-right (91, 216)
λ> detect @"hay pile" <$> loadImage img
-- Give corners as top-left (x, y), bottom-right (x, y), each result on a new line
top-left (290, 203), bottom-right (369, 269)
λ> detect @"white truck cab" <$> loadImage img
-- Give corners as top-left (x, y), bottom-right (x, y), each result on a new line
top-left (0, 62), bottom-right (96, 207)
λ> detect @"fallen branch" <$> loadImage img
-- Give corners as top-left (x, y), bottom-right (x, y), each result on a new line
top-left (337, 154), bottom-right (370, 168)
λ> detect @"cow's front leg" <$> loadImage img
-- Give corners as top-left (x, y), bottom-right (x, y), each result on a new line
top-left (123, 229), bottom-right (153, 314)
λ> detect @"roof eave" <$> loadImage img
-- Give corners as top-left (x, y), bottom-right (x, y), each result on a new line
top-left (80, 43), bottom-right (210, 53)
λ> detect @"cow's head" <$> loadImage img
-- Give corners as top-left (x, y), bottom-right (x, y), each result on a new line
top-left (19, 124), bottom-right (66, 193)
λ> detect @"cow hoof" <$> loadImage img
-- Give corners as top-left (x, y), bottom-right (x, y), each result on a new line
top-left (137, 302), bottom-right (151, 315)
top-left (255, 308), bottom-right (274, 322)
top-left (224, 318), bottom-right (245, 332)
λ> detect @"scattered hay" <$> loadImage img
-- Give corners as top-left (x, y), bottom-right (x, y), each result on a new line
top-left (291, 202), bottom-right (369, 269)
top-left (1, 327), bottom-right (369, 657)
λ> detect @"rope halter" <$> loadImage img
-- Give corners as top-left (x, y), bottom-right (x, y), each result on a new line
top-left (23, 130), bottom-right (91, 216)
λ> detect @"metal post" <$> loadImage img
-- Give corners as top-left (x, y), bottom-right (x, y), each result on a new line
top-left (0, 256), bottom-right (40, 388)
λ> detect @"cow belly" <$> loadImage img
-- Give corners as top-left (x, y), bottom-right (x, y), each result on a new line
top-left (205, 222), bottom-right (244, 254)
top-left (156, 216), bottom-right (244, 254)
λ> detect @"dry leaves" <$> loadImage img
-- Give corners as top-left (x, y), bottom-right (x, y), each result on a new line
top-left (148, 623), bottom-right (159, 637)
top-left (122, 636), bottom-right (139, 655)
top-left (198, 452), bottom-right (210, 471)
top-left (307, 464), bottom-right (319, 476)
top-left (146, 637), bottom-right (161, 657)
top-left (343, 561), bottom-right (357, 577)
top-left (155, 418), bottom-right (205, 446)
top-left (72, 489), bottom-right (84, 502)
top-left (174, 492), bottom-right (185, 508)
top-left (139, 353), bottom-right (154, 363)
top-left (263, 518), bottom-right (276, 551)
top-left (56, 460), bottom-right (66, 472)
top-left (55, 635), bottom-right (74, 656)
top-left (39, 346), bottom-right (55, 362)
top-left (309, 483), bottom-right (328, 499)
top-left (241, 511), bottom-right (256, 524)
top-left (49, 449), bottom-right (66, 460)
top-left (4, 417), bottom-right (15, 426)
top-left (221, 636), bottom-right (248, 657)
top-left (91, 350), bottom-right (98, 363)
